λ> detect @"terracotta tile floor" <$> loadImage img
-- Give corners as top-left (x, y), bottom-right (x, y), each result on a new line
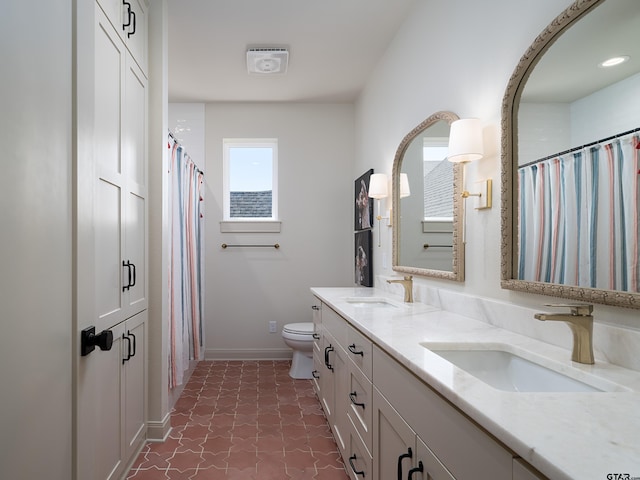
top-left (127, 360), bottom-right (349, 479)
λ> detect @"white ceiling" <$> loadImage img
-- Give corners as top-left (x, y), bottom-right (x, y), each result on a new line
top-left (522, 0), bottom-right (640, 103)
top-left (167, 0), bottom-right (417, 103)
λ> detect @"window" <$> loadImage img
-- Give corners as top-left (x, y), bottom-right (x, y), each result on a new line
top-left (223, 138), bottom-right (278, 222)
top-left (423, 137), bottom-right (453, 220)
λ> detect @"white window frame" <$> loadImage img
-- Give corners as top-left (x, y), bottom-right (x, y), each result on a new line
top-left (222, 138), bottom-right (279, 231)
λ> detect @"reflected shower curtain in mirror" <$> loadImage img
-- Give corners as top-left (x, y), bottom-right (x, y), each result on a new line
top-left (169, 136), bottom-right (205, 388)
top-left (518, 133), bottom-right (639, 292)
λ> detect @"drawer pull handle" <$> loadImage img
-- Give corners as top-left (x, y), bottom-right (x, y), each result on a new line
top-left (122, 334), bottom-right (131, 364)
top-left (408, 461), bottom-right (424, 479)
top-left (127, 10), bottom-right (136, 38)
top-left (397, 447), bottom-right (412, 480)
top-left (348, 343), bottom-right (364, 356)
top-left (349, 391), bottom-right (365, 409)
top-left (122, 0), bottom-right (132, 29)
top-left (312, 333), bottom-right (320, 340)
top-left (348, 454), bottom-right (365, 477)
top-left (311, 305), bottom-right (320, 311)
top-left (324, 345), bottom-right (334, 371)
top-left (312, 370), bottom-right (319, 379)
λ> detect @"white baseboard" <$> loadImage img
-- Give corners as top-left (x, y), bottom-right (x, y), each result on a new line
top-left (146, 412), bottom-right (172, 442)
top-left (204, 348), bottom-right (293, 361)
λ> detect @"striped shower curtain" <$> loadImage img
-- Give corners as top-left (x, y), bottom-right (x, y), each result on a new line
top-left (169, 137), bottom-right (205, 389)
top-left (518, 133), bottom-right (639, 292)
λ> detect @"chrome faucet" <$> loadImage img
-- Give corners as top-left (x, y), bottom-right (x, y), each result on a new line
top-left (534, 304), bottom-right (594, 364)
top-left (387, 275), bottom-right (413, 303)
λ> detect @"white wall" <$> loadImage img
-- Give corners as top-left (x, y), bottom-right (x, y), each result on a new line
top-left (356, 0), bottom-right (640, 339)
top-left (204, 103), bottom-right (354, 358)
top-left (0, 1), bottom-right (73, 478)
top-left (169, 103), bottom-right (206, 167)
top-left (518, 72), bottom-right (640, 163)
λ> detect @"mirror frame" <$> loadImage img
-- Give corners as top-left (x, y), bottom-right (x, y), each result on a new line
top-left (392, 111), bottom-right (465, 281)
top-left (501, 0), bottom-right (640, 308)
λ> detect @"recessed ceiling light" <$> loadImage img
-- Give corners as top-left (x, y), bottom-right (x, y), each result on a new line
top-left (598, 55), bottom-right (630, 68)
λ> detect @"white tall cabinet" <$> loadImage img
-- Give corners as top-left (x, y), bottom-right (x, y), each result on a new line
top-left (76, 1), bottom-right (149, 479)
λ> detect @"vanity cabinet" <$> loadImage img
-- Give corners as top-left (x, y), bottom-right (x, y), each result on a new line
top-left (310, 294), bottom-right (548, 480)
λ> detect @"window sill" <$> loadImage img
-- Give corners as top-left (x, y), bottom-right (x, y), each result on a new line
top-left (220, 221), bottom-right (282, 233)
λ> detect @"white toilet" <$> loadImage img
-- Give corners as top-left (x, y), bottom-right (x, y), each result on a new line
top-left (281, 322), bottom-right (315, 379)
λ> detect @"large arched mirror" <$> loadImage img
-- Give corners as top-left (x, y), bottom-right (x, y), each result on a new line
top-left (501, 0), bottom-right (640, 308)
top-left (392, 111), bottom-right (465, 281)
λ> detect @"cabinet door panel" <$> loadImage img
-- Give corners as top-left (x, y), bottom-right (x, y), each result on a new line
top-left (123, 312), bottom-right (146, 459)
top-left (415, 436), bottom-right (455, 480)
top-left (125, 0), bottom-right (148, 72)
top-left (96, 178), bottom-right (124, 329)
top-left (96, 0), bottom-right (123, 35)
top-left (94, 11), bottom-right (123, 176)
top-left (123, 59), bottom-right (146, 187)
top-left (124, 190), bottom-right (146, 311)
top-left (373, 388), bottom-right (415, 480)
top-left (77, 323), bottom-right (125, 480)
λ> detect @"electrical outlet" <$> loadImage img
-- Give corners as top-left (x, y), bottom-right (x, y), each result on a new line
top-left (269, 321), bottom-right (277, 333)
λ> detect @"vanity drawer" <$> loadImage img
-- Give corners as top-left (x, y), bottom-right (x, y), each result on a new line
top-left (346, 419), bottom-right (372, 480)
top-left (373, 346), bottom-right (512, 480)
top-left (347, 361), bottom-right (373, 454)
top-left (321, 302), bottom-right (347, 346)
top-left (346, 324), bottom-right (372, 380)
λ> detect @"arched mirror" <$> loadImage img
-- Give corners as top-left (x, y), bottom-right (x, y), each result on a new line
top-left (392, 111), bottom-right (465, 281)
top-left (501, 0), bottom-right (640, 308)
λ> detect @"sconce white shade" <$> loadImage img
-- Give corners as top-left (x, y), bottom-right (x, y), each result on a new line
top-left (400, 173), bottom-right (411, 198)
top-left (447, 118), bottom-right (484, 163)
top-left (368, 173), bottom-right (389, 199)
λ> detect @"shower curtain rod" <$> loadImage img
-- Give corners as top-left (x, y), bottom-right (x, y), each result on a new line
top-left (168, 130), bottom-right (204, 176)
top-left (519, 126), bottom-right (640, 169)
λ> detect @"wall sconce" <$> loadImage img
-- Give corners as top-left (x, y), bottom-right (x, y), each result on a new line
top-left (447, 118), bottom-right (491, 210)
top-left (368, 173), bottom-right (389, 247)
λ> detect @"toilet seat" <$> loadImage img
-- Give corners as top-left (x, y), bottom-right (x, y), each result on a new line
top-left (282, 323), bottom-right (314, 335)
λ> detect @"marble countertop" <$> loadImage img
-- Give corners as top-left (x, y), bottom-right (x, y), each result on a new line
top-left (311, 287), bottom-right (640, 480)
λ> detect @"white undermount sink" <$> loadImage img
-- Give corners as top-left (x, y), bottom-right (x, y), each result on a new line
top-left (343, 297), bottom-right (401, 308)
top-left (421, 343), bottom-right (625, 393)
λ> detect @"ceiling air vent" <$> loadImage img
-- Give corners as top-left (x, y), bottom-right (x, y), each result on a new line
top-left (246, 47), bottom-right (289, 75)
